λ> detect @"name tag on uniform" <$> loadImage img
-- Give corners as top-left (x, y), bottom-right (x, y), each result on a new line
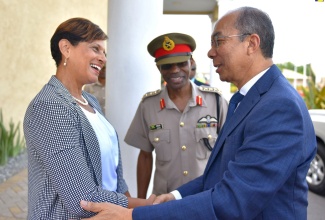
top-left (150, 124), bottom-right (163, 131)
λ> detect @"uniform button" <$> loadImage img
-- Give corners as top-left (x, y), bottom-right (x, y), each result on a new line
top-left (183, 171), bottom-right (188, 176)
top-left (180, 122), bottom-right (185, 127)
top-left (154, 137), bottom-right (159, 142)
top-left (181, 145), bottom-right (186, 151)
top-left (208, 134), bottom-right (212, 139)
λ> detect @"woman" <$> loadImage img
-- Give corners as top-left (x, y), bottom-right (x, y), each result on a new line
top-left (23, 17), bottom-right (153, 219)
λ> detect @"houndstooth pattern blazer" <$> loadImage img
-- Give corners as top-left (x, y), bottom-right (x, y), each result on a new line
top-left (24, 76), bottom-right (128, 219)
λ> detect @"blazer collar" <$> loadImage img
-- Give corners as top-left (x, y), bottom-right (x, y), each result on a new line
top-left (205, 64), bottom-right (282, 173)
top-left (48, 75), bottom-right (103, 186)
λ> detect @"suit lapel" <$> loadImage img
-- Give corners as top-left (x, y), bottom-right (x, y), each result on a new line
top-left (204, 65), bottom-right (281, 175)
top-left (50, 76), bottom-right (103, 186)
top-left (205, 92), bottom-right (260, 173)
top-left (77, 104), bottom-right (103, 186)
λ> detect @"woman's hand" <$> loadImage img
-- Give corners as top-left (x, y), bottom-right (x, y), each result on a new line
top-left (127, 194), bottom-right (156, 208)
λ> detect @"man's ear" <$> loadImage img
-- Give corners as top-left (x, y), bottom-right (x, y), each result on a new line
top-left (58, 39), bottom-right (71, 59)
top-left (247, 34), bottom-right (260, 55)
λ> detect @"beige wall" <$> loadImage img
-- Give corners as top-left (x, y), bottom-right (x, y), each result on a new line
top-left (0, 0), bottom-right (108, 128)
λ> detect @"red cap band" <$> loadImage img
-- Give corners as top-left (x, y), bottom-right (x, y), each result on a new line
top-left (154, 44), bottom-right (192, 59)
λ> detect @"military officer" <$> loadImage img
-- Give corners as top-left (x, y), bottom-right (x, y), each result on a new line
top-left (124, 33), bottom-right (228, 198)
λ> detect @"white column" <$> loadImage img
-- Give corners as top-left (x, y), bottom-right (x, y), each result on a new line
top-left (106, 0), bottom-right (163, 196)
top-left (209, 6), bottom-right (232, 101)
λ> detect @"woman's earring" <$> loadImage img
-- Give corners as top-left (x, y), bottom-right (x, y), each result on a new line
top-left (63, 58), bottom-right (67, 66)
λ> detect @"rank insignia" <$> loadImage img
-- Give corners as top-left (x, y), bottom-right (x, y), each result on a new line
top-left (142, 89), bottom-right (161, 102)
top-left (150, 124), bottom-right (163, 131)
top-left (196, 95), bottom-right (202, 106)
top-left (160, 98), bottom-right (166, 109)
top-left (162, 36), bottom-right (175, 51)
top-left (196, 115), bottom-right (218, 128)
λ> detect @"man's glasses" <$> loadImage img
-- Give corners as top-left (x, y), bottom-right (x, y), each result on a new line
top-left (160, 61), bottom-right (189, 71)
top-left (211, 33), bottom-right (251, 48)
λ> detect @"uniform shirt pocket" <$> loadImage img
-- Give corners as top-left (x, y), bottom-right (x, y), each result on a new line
top-left (149, 129), bottom-right (171, 162)
top-left (195, 127), bottom-right (218, 159)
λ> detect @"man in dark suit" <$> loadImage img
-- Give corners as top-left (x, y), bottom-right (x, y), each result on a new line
top-left (80, 6), bottom-right (316, 220)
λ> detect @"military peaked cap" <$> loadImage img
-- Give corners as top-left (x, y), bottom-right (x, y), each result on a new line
top-left (147, 33), bottom-right (196, 65)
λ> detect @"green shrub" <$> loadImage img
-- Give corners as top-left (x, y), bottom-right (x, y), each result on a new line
top-left (0, 109), bottom-right (26, 166)
top-left (301, 81), bottom-right (325, 109)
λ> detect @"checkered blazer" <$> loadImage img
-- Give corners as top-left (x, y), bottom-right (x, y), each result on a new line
top-left (24, 76), bottom-right (128, 219)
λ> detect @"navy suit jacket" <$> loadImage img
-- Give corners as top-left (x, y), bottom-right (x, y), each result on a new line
top-left (133, 65), bottom-right (317, 219)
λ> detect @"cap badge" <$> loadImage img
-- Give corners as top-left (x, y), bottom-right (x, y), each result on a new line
top-left (162, 36), bottom-right (175, 51)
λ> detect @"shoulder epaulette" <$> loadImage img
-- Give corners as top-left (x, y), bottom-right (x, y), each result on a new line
top-left (142, 89), bottom-right (162, 102)
top-left (198, 86), bottom-right (222, 96)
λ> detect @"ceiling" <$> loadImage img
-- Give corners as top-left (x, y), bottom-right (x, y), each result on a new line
top-left (163, 0), bottom-right (218, 15)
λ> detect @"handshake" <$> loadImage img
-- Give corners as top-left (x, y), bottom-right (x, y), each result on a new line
top-left (127, 192), bottom-right (175, 208)
top-left (80, 193), bottom-right (176, 220)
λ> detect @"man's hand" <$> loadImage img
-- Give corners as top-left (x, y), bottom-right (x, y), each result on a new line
top-left (80, 201), bottom-right (133, 220)
top-left (153, 193), bottom-right (175, 204)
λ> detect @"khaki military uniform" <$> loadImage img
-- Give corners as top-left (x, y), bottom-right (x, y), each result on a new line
top-left (125, 81), bottom-right (228, 195)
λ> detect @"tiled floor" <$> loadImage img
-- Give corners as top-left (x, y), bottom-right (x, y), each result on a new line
top-left (0, 169), bottom-right (27, 220)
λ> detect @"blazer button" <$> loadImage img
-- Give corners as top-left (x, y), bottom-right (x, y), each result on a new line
top-left (154, 137), bottom-right (159, 142)
top-left (181, 145), bottom-right (187, 151)
top-left (208, 134), bottom-right (212, 139)
top-left (180, 122), bottom-right (185, 127)
top-left (183, 171), bottom-right (188, 176)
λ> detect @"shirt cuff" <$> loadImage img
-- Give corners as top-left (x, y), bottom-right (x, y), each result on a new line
top-left (170, 190), bottom-right (182, 200)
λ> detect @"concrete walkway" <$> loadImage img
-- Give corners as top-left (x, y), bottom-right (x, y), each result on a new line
top-left (0, 169), bottom-right (27, 220)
